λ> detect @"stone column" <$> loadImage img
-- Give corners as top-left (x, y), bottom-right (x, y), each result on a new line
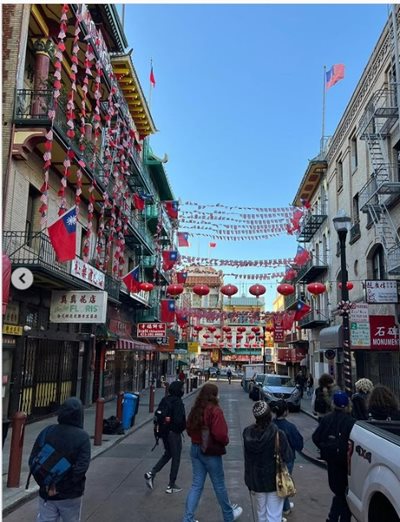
top-left (31, 38), bottom-right (54, 116)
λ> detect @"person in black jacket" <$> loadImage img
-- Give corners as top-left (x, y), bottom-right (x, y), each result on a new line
top-left (351, 378), bottom-right (373, 420)
top-left (312, 391), bottom-right (355, 522)
top-left (272, 400), bottom-right (303, 516)
top-left (243, 401), bottom-right (293, 522)
top-left (145, 380), bottom-right (186, 494)
top-left (29, 397), bottom-right (91, 522)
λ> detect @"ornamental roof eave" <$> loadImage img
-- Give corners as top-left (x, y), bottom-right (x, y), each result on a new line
top-left (111, 52), bottom-right (157, 138)
top-left (292, 156), bottom-right (328, 207)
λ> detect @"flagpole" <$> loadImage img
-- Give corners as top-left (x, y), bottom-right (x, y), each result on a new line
top-left (321, 65), bottom-right (326, 154)
top-left (148, 58), bottom-right (153, 110)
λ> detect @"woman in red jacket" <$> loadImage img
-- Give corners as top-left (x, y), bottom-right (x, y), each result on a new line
top-left (183, 383), bottom-right (242, 522)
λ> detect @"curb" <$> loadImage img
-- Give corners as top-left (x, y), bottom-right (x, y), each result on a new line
top-left (2, 386), bottom-right (201, 516)
top-left (299, 406), bottom-right (327, 469)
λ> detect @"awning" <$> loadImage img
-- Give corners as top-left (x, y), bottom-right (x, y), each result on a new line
top-left (116, 338), bottom-right (156, 352)
top-left (319, 325), bottom-right (342, 349)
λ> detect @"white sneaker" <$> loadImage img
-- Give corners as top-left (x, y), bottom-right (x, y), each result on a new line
top-left (233, 505), bottom-right (243, 520)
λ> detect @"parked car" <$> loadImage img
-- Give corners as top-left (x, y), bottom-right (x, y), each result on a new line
top-left (259, 374), bottom-right (301, 412)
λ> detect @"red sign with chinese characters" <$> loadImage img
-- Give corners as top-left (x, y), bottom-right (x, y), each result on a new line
top-left (273, 314), bottom-right (285, 342)
top-left (137, 322), bottom-right (167, 338)
top-left (369, 315), bottom-right (399, 351)
top-left (277, 347), bottom-right (307, 362)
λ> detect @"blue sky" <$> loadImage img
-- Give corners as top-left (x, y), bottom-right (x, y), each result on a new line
top-left (120, 3), bottom-right (390, 309)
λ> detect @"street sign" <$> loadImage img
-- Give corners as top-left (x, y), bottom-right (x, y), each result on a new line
top-left (137, 322), bottom-right (167, 338)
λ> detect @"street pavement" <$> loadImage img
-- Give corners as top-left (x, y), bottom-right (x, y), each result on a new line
top-left (3, 380), bottom-right (338, 521)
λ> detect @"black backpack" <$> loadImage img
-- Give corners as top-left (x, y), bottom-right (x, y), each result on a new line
top-left (26, 426), bottom-right (72, 492)
top-left (319, 415), bottom-right (351, 462)
top-left (314, 387), bottom-right (330, 414)
top-left (152, 397), bottom-right (171, 450)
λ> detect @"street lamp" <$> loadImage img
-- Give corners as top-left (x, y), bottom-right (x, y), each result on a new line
top-left (333, 210), bottom-right (352, 395)
top-left (262, 326), bottom-right (266, 374)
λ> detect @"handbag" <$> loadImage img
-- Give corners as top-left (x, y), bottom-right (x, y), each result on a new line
top-left (275, 431), bottom-right (296, 498)
top-left (200, 426), bottom-right (225, 456)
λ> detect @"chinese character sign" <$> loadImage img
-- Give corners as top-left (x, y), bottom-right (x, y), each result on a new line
top-left (369, 315), bottom-right (399, 351)
top-left (366, 280), bottom-right (399, 304)
top-left (50, 291), bottom-right (108, 323)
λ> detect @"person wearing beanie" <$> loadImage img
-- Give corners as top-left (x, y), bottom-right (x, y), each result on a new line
top-left (29, 397), bottom-right (91, 521)
top-left (312, 391), bottom-right (355, 522)
top-left (145, 379), bottom-right (186, 493)
top-left (243, 401), bottom-right (293, 522)
top-left (272, 400), bottom-right (304, 516)
top-left (351, 378), bottom-right (374, 420)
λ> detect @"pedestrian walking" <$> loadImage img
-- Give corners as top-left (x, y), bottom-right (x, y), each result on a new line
top-left (295, 371), bottom-right (306, 398)
top-left (351, 378), bottom-right (374, 420)
top-left (243, 400), bottom-right (293, 522)
top-left (216, 368), bottom-right (221, 381)
top-left (367, 384), bottom-right (400, 421)
top-left (311, 373), bottom-right (338, 422)
top-left (145, 380), bottom-right (186, 494)
top-left (272, 400), bottom-right (303, 516)
top-left (227, 367), bottom-right (232, 384)
top-left (312, 391), bottom-right (355, 522)
top-left (28, 397), bottom-right (91, 522)
top-left (183, 382), bottom-right (243, 522)
top-left (178, 369), bottom-right (186, 383)
top-left (306, 374), bottom-right (314, 398)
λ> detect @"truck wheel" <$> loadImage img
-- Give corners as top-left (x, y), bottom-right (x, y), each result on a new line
top-left (368, 492), bottom-right (399, 522)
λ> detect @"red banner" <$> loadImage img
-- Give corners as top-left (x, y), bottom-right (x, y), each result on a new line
top-left (273, 314), bottom-right (285, 342)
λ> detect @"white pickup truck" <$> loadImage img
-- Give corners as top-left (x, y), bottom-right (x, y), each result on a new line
top-left (347, 420), bottom-right (400, 522)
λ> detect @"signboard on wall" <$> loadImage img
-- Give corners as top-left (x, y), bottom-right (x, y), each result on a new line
top-left (350, 303), bottom-right (371, 349)
top-left (369, 315), bottom-right (399, 351)
top-left (50, 291), bottom-right (107, 323)
top-left (365, 280), bottom-right (399, 304)
top-left (137, 323), bottom-right (167, 338)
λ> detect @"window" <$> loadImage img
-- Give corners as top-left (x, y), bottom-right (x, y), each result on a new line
top-left (372, 245), bottom-right (385, 280)
top-left (337, 159), bottom-right (343, 191)
top-left (352, 193), bottom-right (360, 223)
top-left (350, 134), bottom-right (358, 172)
top-left (80, 225), bottom-right (87, 259)
top-left (25, 185), bottom-right (40, 245)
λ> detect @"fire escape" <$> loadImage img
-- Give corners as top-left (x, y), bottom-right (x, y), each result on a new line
top-left (358, 87), bottom-right (400, 274)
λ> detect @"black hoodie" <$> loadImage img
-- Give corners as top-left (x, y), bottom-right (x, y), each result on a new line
top-left (164, 381), bottom-right (186, 433)
top-left (29, 397), bottom-right (91, 500)
top-left (243, 422), bottom-right (293, 493)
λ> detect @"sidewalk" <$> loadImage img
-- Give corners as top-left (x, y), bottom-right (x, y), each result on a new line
top-left (2, 381), bottom-right (202, 515)
top-left (300, 395), bottom-right (326, 468)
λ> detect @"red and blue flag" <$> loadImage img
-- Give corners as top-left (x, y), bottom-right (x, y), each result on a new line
top-left (162, 250), bottom-right (178, 271)
top-left (176, 271), bottom-right (188, 284)
top-left (177, 232), bottom-right (189, 247)
top-left (294, 300), bottom-right (312, 321)
top-left (48, 206), bottom-right (77, 262)
top-left (165, 200), bottom-right (179, 219)
top-left (122, 266), bottom-right (141, 293)
top-left (161, 299), bottom-right (176, 322)
top-left (326, 64), bottom-right (345, 89)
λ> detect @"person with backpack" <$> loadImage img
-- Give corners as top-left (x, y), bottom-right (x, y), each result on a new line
top-left (28, 397), bottom-right (91, 522)
top-left (311, 373), bottom-right (338, 421)
top-left (312, 391), bottom-right (356, 522)
top-left (272, 400), bottom-right (304, 517)
top-left (144, 380), bottom-right (186, 494)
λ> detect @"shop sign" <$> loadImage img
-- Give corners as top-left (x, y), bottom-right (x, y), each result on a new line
top-left (71, 258), bottom-right (105, 289)
top-left (188, 342), bottom-right (199, 353)
top-left (50, 291), bottom-right (107, 323)
top-left (109, 319), bottom-right (131, 337)
top-left (350, 303), bottom-right (371, 349)
top-left (4, 303), bottom-right (19, 325)
top-left (273, 315), bottom-right (285, 342)
top-left (2, 336), bottom-right (16, 347)
top-left (365, 280), bottom-right (399, 304)
top-left (137, 322), bottom-right (167, 338)
top-left (2, 324), bottom-right (23, 336)
top-left (369, 315), bottom-right (399, 351)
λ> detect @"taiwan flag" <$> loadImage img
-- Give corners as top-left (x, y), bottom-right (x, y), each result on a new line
top-left (177, 232), bottom-right (189, 247)
top-left (161, 299), bottom-right (176, 322)
top-left (176, 271), bottom-right (188, 284)
top-left (122, 266), bottom-right (141, 293)
top-left (162, 250), bottom-right (178, 271)
top-left (48, 206), bottom-right (77, 262)
top-left (165, 200), bottom-right (179, 219)
top-left (294, 300), bottom-right (312, 321)
top-left (175, 308), bottom-right (189, 328)
top-left (133, 193), bottom-right (145, 211)
top-left (293, 245), bottom-right (311, 267)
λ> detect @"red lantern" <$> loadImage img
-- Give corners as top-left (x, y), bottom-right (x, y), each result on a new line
top-left (251, 326), bottom-right (260, 333)
top-left (193, 284), bottom-right (210, 296)
top-left (208, 326), bottom-right (217, 333)
top-left (226, 334), bottom-right (232, 340)
top-left (249, 284), bottom-right (266, 297)
top-left (139, 282), bottom-right (154, 292)
top-left (236, 334), bottom-right (243, 340)
top-left (237, 326), bottom-right (246, 333)
top-left (222, 326), bottom-right (231, 333)
top-left (193, 325), bottom-right (203, 332)
top-left (203, 333), bottom-right (210, 339)
top-left (339, 282), bottom-right (354, 290)
top-left (248, 334), bottom-right (255, 340)
top-left (277, 283), bottom-right (295, 296)
top-left (167, 283), bottom-right (184, 296)
top-left (220, 284), bottom-right (238, 297)
top-left (307, 282), bottom-right (326, 295)
top-left (214, 334), bottom-right (221, 339)
top-left (244, 343), bottom-right (250, 348)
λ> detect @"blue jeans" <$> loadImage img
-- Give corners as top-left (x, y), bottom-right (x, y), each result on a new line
top-left (283, 460), bottom-right (294, 512)
top-left (183, 444), bottom-right (234, 522)
top-left (37, 497), bottom-right (82, 521)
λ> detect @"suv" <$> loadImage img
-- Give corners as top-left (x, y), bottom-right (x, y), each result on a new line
top-left (259, 374), bottom-right (301, 412)
top-left (248, 373), bottom-right (267, 401)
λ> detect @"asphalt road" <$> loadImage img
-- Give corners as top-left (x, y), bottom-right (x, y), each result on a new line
top-left (4, 381), bottom-right (335, 522)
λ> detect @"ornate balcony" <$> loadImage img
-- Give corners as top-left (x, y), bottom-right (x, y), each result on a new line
top-left (2, 231), bottom-right (120, 300)
top-left (295, 255), bottom-right (328, 284)
top-left (297, 203), bottom-right (328, 242)
top-left (298, 308), bottom-right (330, 329)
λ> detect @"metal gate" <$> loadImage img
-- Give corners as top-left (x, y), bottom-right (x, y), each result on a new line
top-left (19, 337), bottom-right (79, 419)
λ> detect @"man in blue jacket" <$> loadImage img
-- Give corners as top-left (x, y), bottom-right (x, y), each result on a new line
top-left (29, 397), bottom-right (91, 522)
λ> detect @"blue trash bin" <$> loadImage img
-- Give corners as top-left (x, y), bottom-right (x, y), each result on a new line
top-left (122, 393), bottom-right (138, 430)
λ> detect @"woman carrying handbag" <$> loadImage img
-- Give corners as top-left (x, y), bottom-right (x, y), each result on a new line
top-left (243, 401), bottom-right (293, 522)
